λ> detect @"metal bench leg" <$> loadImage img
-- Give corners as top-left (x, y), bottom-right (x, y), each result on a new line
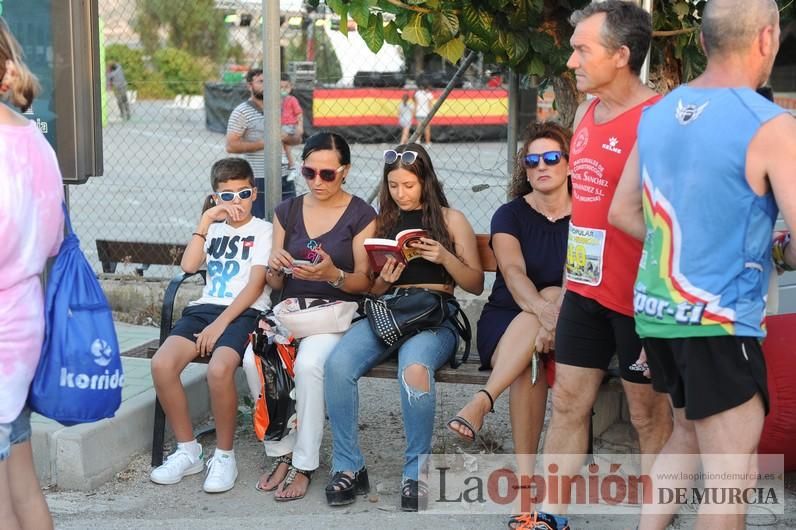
top-left (151, 397), bottom-right (166, 467)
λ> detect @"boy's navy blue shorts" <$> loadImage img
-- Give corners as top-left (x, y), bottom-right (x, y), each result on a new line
top-left (169, 303), bottom-right (259, 357)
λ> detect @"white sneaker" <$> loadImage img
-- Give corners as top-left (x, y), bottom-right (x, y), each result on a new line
top-left (203, 452), bottom-right (238, 493)
top-left (150, 444), bottom-right (204, 485)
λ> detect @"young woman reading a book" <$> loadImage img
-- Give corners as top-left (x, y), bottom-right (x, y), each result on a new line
top-left (245, 132), bottom-right (376, 501)
top-left (448, 121), bottom-right (572, 526)
top-left (323, 143), bottom-right (484, 511)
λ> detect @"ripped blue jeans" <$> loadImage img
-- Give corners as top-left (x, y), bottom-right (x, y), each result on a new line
top-left (324, 314), bottom-right (457, 480)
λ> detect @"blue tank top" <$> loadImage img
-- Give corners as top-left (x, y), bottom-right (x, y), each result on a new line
top-left (634, 86), bottom-right (786, 338)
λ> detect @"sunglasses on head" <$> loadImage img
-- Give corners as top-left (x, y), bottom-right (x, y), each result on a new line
top-left (216, 188), bottom-right (254, 202)
top-left (384, 149), bottom-right (418, 165)
top-left (300, 165), bottom-right (344, 182)
top-left (523, 150), bottom-right (565, 169)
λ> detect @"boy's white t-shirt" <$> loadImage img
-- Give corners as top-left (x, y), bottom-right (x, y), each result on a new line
top-left (190, 217), bottom-right (273, 311)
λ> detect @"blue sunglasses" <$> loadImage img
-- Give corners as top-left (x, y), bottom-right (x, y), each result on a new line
top-left (523, 151), bottom-right (565, 169)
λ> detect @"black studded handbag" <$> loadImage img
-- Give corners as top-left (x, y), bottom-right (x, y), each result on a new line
top-left (363, 287), bottom-right (471, 368)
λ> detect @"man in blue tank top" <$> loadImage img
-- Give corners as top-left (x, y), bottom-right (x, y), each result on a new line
top-left (610, 1), bottom-right (796, 528)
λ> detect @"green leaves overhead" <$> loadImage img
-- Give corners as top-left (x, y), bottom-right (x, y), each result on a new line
top-left (320, 0), bottom-right (581, 74)
top-left (435, 36), bottom-right (466, 64)
top-left (326, 0), bottom-right (348, 36)
top-left (402, 13), bottom-right (432, 47)
top-left (461, 3), bottom-right (496, 42)
top-left (321, 0), bottom-right (787, 86)
top-left (349, 0), bottom-right (377, 27)
top-left (358, 12), bottom-right (385, 53)
top-left (431, 10), bottom-right (459, 44)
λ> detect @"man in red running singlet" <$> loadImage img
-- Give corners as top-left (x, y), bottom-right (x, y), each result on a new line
top-left (522, 3), bottom-right (673, 530)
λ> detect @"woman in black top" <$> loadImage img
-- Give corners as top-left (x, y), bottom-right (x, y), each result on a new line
top-left (248, 132), bottom-right (376, 501)
top-left (323, 144), bottom-right (484, 510)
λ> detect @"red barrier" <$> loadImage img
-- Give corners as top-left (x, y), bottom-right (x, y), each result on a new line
top-left (759, 313), bottom-right (796, 471)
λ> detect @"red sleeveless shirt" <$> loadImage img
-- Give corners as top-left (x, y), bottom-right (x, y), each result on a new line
top-left (566, 95), bottom-right (661, 316)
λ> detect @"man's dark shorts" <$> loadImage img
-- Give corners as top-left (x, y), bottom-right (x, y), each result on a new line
top-left (643, 336), bottom-right (769, 420)
top-left (169, 304), bottom-right (258, 358)
top-left (555, 290), bottom-right (649, 384)
top-left (253, 176), bottom-right (296, 219)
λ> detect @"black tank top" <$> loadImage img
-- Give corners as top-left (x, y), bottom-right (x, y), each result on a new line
top-left (390, 209), bottom-right (449, 286)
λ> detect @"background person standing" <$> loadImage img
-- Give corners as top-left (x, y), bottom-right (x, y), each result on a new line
top-left (226, 68), bottom-right (297, 219)
top-left (107, 61), bottom-right (131, 121)
top-left (413, 83), bottom-right (434, 146)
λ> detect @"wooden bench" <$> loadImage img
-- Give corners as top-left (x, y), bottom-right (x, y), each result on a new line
top-left (96, 239), bottom-right (185, 275)
top-left (149, 236), bottom-right (492, 465)
top-left (148, 235), bottom-right (615, 466)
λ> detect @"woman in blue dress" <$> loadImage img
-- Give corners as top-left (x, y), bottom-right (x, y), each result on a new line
top-left (447, 122), bottom-right (572, 519)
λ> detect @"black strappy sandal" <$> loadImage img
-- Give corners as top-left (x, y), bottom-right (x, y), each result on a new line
top-left (255, 454), bottom-right (292, 492)
top-left (446, 388), bottom-right (495, 443)
top-left (401, 478), bottom-right (429, 511)
top-left (325, 467), bottom-right (370, 506)
top-left (274, 465), bottom-right (314, 502)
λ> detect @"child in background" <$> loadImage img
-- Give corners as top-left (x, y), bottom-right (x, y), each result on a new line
top-left (413, 83), bottom-right (434, 146)
top-left (149, 157), bottom-right (276, 494)
top-left (281, 74), bottom-right (304, 174)
top-left (398, 93), bottom-right (413, 145)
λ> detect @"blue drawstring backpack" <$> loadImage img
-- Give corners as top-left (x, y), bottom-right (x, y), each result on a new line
top-left (29, 205), bottom-right (123, 426)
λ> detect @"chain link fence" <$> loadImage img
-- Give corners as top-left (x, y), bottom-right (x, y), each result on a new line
top-left (75, 0), bottom-right (556, 278)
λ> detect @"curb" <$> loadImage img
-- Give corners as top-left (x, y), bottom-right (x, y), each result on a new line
top-left (31, 358), bottom-right (226, 490)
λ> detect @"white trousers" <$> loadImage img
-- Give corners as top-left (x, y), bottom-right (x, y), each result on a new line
top-left (242, 332), bottom-right (342, 471)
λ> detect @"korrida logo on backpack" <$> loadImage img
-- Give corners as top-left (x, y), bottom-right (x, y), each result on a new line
top-left (29, 205), bottom-right (123, 426)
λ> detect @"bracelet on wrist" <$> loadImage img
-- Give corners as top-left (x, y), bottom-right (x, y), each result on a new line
top-left (192, 232), bottom-right (207, 241)
top-left (328, 268), bottom-right (346, 288)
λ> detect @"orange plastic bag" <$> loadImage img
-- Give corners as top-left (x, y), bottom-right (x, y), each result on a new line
top-left (252, 340), bottom-right (297, 442)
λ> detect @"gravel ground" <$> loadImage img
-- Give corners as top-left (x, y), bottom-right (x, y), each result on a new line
top-left (44, 373), bottom-right (796, 529)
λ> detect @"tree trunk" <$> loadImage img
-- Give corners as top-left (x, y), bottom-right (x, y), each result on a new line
top-left (551, 73), bottom-right (581, 129)
top-left (649, 42), bottom-right (682, 94)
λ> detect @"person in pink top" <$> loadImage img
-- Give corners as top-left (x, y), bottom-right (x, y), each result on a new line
top-left (280, 74), bottom-right (304, 172)
top-left (0, 17), bottom-right (64, 530)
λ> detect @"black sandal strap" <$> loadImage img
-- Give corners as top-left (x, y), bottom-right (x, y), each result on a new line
top-left (402, 479), bottom-right (429, 496)
top-left (478, 388), bottom-right (495, 413)
top-left (327, 471), bottom-right (355, 492)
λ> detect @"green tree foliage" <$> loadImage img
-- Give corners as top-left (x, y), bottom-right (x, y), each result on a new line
top-left (152, 47), bottom-right (215, 96)
top-left (134, 0), bottom-right (229, 63)
top-left (315, 0), bottom-right (794, 125)
top-left (105, 44), bottom-right (169, 99)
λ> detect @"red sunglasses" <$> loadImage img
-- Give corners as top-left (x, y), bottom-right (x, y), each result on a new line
top-left (300, 165), bottom-right (345, 182)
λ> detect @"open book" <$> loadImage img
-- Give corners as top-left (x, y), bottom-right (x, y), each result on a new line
top-left (363, 229), bottom-right (428, 273)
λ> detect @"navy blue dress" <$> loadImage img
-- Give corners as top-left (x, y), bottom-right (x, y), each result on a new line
top-left (477, 196), bottom-right (569, 369)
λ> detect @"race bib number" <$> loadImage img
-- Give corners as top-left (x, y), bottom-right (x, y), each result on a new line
top-left (566, 223), bottom-right (606, 286)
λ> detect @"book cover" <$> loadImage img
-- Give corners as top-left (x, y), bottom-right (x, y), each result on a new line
top-left (364, 229), bottom-right (428, 273)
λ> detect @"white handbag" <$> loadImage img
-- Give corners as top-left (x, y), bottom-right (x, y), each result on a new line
top-left (272, 298), bottom-right (359, 339)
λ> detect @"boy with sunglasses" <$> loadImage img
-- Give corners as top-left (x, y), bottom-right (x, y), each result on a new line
top-left (149, 158), bottom-right (278, 493)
